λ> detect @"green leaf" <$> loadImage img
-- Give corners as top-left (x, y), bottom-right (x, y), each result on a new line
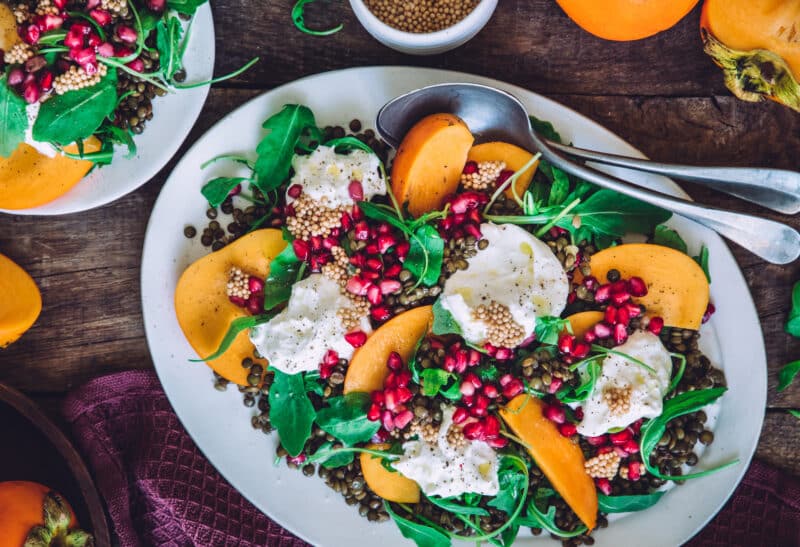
top-left (653, 225), bottom-right (688, 254)
top-left (547, 167), bottom-right (570, 206)
top-left (201, 177), bottom-right (250, 207)
top-left (785, 282), bottom-right (800, 337)
top-left (516, 495), bottom-right (587, 538)
top-left (191, 314), bottom-right (273, 362)
top-left (33, 70), bottom-right (118, 146)
top-left (693, 245), bottom-right (711, 283)
top-left (558, 360), bottom-right (600, 403)
top-left (421, 368), bottom-right (456, 397)
top-left (778, 360), bottom-right (800, 392)
top-left (500, 524), bottom-right (519, 547)
top-left (156, 14), bottom-right (184, 81)
top-left (384, 502), bottom-right (451, 547)
top-left (487, 458), bottom-right (527, 515)
top-left (269, 370), bottom-right (316, 457)
top-left (358, 201), bottom-right (412, 235)
top-left (789, 409), bottom-right (800, 420)
top-left (100, 124), bottom-right (136, 159)
top-left (325, 135), bottom-right (375, 155)
top-left (315, 393), bottom-right (381, 445)
top-left (313, 441), bottom-right (354, 468)
top-left (292, 0), bottom-right (343, 36)
top-left (0, 78), bottom-right (28, 158)
top-left (791, 281), bottom-right (800, 315)
top-left (529, 115), bottom-right (563, 143)
top-left (303, 371), bottom-right (324, 396)
top-left (166, 0), bottom-right (207, 15)
top-left (426, 496), bottom-right (490, 517)
top-left (406, 224), bottom-right (444, 287)
top-left (439, 379), bottom-right (463, 400)
top-left (639, 387), bottom-right (738, 480)
top-left (560, 190), bottom-right (672, 240)
top-left (786, 317), bottom-right (800, 338)
top-left (253, 105), bottom-right (319, 194)
top-left (598, 491), bottom-right (665, 513)
top-left (263, 243), bottom-right (301, 311)
top-left (432, 299), bottom-right (462, 336)
top-left (534, 316), bottom-right (570, 345)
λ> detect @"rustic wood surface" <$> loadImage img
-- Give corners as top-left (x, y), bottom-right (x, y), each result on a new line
top-left (1, 0), bottom-right (799, 488)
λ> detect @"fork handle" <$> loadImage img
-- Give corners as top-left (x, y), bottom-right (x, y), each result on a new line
top-left (547, 140), bottom-right (800, 215)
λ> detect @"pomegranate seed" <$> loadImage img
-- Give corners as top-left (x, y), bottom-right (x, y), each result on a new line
top-left (86, 0), bottom-right (100, 8)
top-left (95, 41), bottom-right (114, 57)
top-left (544, 405), bottom-right (566, 424)
top-left (482, 384), bottom-right (499, 398)
top-left (365, 257), bottom-right (382, 271)
top-left (648, 316), bottom-right (664, 335)
top-left (548, 377), bottom-right (563, 393)
top-left (71, 22), bottom-right (92, 35)
top-left (467, 208), bottom-right (482, 224)
top-left (702, 303), bottom-right (716, 324)
top-left (381, 410), bottom-right (395, 431)
top-left (38, 70), bottom-right (53, 91)
top-left (367, 403), bottom-right (381, 421)
top-left (292, 239), bottom-right (309, 261)
top-left (69, 46), bottom-right (94, 66)
top-left (287, 454), bottom-right (306, 465)
top-left (484, 415), bottom-right (501, 437)
top-left (323, 237), bottom-right (338, 250)
top-left (366, 284), bottom-right (383, 305)
top-left (462, 161), bottom-right (478, 175)
top-left (628, 276), bottom-right (647, 297)
top-left (384, 389), bottom-right (398, 411)
top-left (463, 422), bottom-right (484, 440)
top-left (468, 350), bottom-right (481, 367)
top-left (463, 372), bottom-right (481, 388)
top-left (114, 45), bottom-right (132, 58)
top-left (594, 284), bottom-right (611, 303)
top-left (248, 276), bottom-right (264, 294)
top-left (348, 180), bottom-right (364, 201)
top-left (126, 58), bottom-right (144, 72)
top-left (583, 330), bottom-right (597, 343)
top-left (622, 440), bottom-right (640, 454)
top-left (586, 435), bottom-right (607, 446)
top-left (450, 192), bottom-right (486, 214)
top-left (614, 446), bottom-right (629, 458)
top-left (595, 478), bottom-right (612, 495)
top-left (22, 81), bottom-right (39, 103)
top-left (228, 295), bottom-right (246, 307)
top-left (475, 394), bottom-right (489, 410)
top-left (628, 462), bottom-right (642, 481)
top-left (308, 236), bottom-right (322, 251)
top-left (499, 374), bottom-right (513, 387)
top-left (443, 354), bottom-right (456, 372)
top-left (362, 266), bottom-right (379, 278)
top-left (487, 437), bottom-right (509, 449)
top-left (502, 379), bottom-right (524, 399)
top-left (53, 0), bottom-right (67, 8)
top-left (351, 203), bottom-right (364, 220)
top-left (246, 294), bottom-right (264, 315)
top-left (558, 333), bottom-right (575, 355)
top-left (610, 280), bottom-right (628, 293)
top-left (319, 350), bottom-right (337, 368)
top-left (593, 323), bottom-right (612, 339)
top-left (340, 212), bottom-right (353, 230)
top-left (117, 24), bottom-right (137, 43)
top-left (461, 394), bottom-right (474, 407)
top-left (377, 234), bottom-right (397, 253)
top-left (613, 323), bottom-right (628, 345)
top-left (344, 331), bottom-right (367, 347)
top-left (395, 385), bottom-right (413, 401)
top-left (345, 275), bottom-right (370, 296)
top-left (460, 381), bottom-right (476, 397)
top-left (38, 14), bottom-right (64, 31)
top-left (583, 276), bottom-right (598, 291)
top-left (395, 241), bottom-right (410, 260)
top-left (20, 23), bottom-right (40, 44)
top-left (558, 423), bottom-right (578, 437)
top-left (371, 390), bottom-right (385, 406)
top-left (495, 347), bottom-right (513, 360)
top-left (349, 253), bottom-right (366, 268)
top-left (464, 223), bottom-right (482, 240)
top-left (394, 410), bottom-right (414, 430)
top-left (386, 352), bottom-right (403, 371)
top-left (572, 342), bottom-right (590, 359)
top-left (319, 362), bottom-right (334, 379)
top-left (372, 429), bottom-right (390, 443)
top-left (452, 407), bottom-right (469, 424)
top-left (353, 221), bottom-right (369, 240)
top-left (89, 9), bottom-right (112, 26)
top-left (611, 290), bottom-right (631, 306)
top-left (385, 372), bottom-right (396, 389)
top-left (616, 306), bottom-right (630, 326)
top-left (624, 302), bottom-right (643, 318)
top-left (287, 184), bottom-right (303, 198)
top-left (377, 279), bottom-right (401, 295)
top-left (631, 419), bottom-right (643, 434)
top-left (8, 68), bottom-right (24, 86)
top-left (609, 429), bottom-right (632, 445)
top-left (371, 306), bottom-right (391, 322)
top-left (384, 263), bottom-right (402, 278)
top-left (147, 0), bottom-right (166, 11)
top-left (604, 306), bottom-right (617, 325)
top-left (470, 405), bottom-right (487, 418)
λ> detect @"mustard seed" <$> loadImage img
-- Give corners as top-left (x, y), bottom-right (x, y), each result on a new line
top-left (364, 0), bottom-right (481, 34)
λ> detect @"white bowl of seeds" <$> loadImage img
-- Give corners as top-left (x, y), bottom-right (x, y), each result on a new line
top-left (349, 0), bottom-right (498, 56)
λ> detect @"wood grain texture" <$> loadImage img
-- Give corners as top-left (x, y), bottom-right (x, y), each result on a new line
top-left (1, 0), bottom-right (799, 479)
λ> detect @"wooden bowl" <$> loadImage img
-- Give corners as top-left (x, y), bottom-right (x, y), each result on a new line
top-left (0, 383), bottom-right (110, 546)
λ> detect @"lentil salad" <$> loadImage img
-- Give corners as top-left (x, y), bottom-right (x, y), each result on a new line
top-left (176, 104), bottom-right (735, 546)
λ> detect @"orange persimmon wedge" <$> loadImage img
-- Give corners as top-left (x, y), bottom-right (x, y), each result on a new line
top-left (556, 0), bottom-right (699, 41)
top-left (0, 137), bottom-right (102, 210)
top-left (391, 114), bottom-right (474, 217)
top-left (0, 253), bottom-right (42, 348)
top-left (343, 305), bottom-right (433, 395)
top-left (584, 243), bottom-right (709, 330)
top-left (360, 443), bottom-right (420, 504)
top-left (566, 311), bottom-right (604, 340)
top-left (174, 229), bottom-right (286, 385)
top-left (467, 141), bottom-right (539, 198)
top-left (499, 395), bottom-right (597, 530)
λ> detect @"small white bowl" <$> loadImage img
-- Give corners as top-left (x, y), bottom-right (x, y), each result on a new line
top-left (349, 0), bottom-right (498, 55)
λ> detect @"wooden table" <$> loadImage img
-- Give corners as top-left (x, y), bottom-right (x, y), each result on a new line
top-left (1, 0), bottom-right (799, 481)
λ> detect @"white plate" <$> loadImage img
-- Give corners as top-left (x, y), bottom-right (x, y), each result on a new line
top-left (1, 5), bottom-right (214, 216)
top-left (141, 67), bottom-right (766, 547)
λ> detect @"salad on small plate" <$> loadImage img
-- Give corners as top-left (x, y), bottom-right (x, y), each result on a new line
top-left (141, 67), bottom-right (765, 547)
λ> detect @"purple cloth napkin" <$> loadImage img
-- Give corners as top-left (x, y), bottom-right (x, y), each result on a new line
top-left (63, 370), bottom-right (799, 547)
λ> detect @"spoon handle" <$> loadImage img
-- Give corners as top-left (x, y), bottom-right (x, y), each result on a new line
top-left (547, 140), bottom-right (800, 215)
top-left (536, 141), bottom-right (800, 265)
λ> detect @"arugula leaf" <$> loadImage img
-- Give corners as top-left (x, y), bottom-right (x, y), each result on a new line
top-left (253, 105), bottom-right (319, 194)
top-left (201, 177), bottom-right (250, 207)
top-left (778, 360), bottom-right (800, 392)
top-left (639, 387), bottom-right (738, 480)
top-left (315, 393), bottom-right (381, 445)
top-left (313, 440), bottom-right (354, 468)
top-left (559, 190), bottom-right (672, 239)
top-left (156, 13), bottom-right (184, 81)
top-left (790, 410), bottom-right (800, 420)
top-left (500, 524), bottom-right (519, 547)
top-left (33, 70), bottom-right (118, 146)
top-left (653, 225), bottom-right (688, 254)
top-left (303, 370), bottom-right (324, 396)
top-left (292, 0), bottom-right (343, 36)
top-left (269, 370), bottom-right (316, 457)
top-left (406, 225), bottom-right (444, 287)
top-left (358, 201), bottom-right (412, 235)
top-left (598, 492), bottom-right (665, 513)
top-left (534, 316), bottom-right (570, 345)
top-left (191, 314), bottom-right (273, 362)
top-left (421, 368), bottom-right (457, 398)
top-left (0, 78), bottom-right (28, 158)
top-left (325, 135), bottom-right (375, 155)
top-left (100, 124), bottom-right (136, 159)
top-left (558, 360), bottom-right (601, 403)
top-left (432, 299), bottom-right (462, 336)
top-left (694, 245), bottom-right (711, 283)
top-left (516, 491), bottom-right (587, 538)
top-left (383, 502), bottom-right (451, 547)
top-left (426, 496), bottom-right (490, 517)
top-left (785, 282), bottom-right (800, 337)
top-left (548, 166), bottom-right (570, 207)
top-left (487, 458), bottom-right (527, 515)
top-left (263, 244), bottom-right (301, 311)
top-left (166, 0), bottom-right (207, 15)
top-left (529, 115), bottom-right (563, 143)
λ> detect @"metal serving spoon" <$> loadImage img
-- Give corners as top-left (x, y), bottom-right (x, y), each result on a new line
top-left (376, 83), bottom-right (800, 265)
